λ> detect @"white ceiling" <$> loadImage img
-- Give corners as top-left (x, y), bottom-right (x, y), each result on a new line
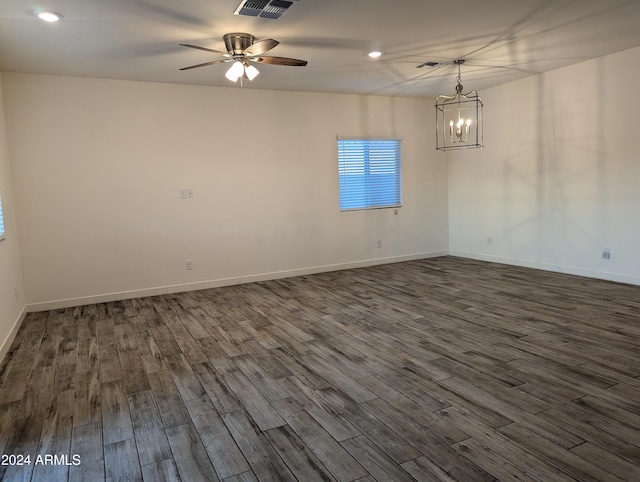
top-left (1, 0), bottom-right (640, 98)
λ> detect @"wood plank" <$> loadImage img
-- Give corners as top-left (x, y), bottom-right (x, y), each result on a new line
top-left (271, 397), bottom-right (368, 481)
top-left (69, 422), bottom-right (104, 482)
top-left (358, 375), bottom-right (469, 445)
top-left (232, 354), bottom-right (290, 402)
top-left (141, 458), bottom-right (181, 482)
top-left (270, 348), bottom-right (331, 390)
top-left (147, 370), bottom-right (191, 429)
top-left (498, 422), bottom-right (625, 482)
top-left (165, 353), bottom-right (206, 402)
top-left (451, 437), bottom-right (539, 482)
top-left (129, 390), bottom-right (172, 466)
top-left (166, 423), bottom-right (220, 482)
top-left (578, 362), bottom-right (640, 389)
top-left (31, 389), bottom-right (75, 482)
top-left (300, 351), bottom-right (377, 403)
top-left (170, 328), bottom-right (209, 365)
top-left (221, 410), bottom-right (297, 482)
top-left (75, 333), bottom-right (98, 373)
top-left (508, 353), bottom-right (618, 389)
top-left (0, 400), bottom-right (20, 455)
top-left (222, 371), bottom-right (286, 431)
top-left (439, 376), bottom-right (584, 449)
top-left (239, 321), bottom-right (282, 350)
top-left (387, 366), bottom-right (513, 429)
top-left (373, 369), bottom-right (453, 412)
top-left (400, 455), bottom-right (459, 482)
top-left (570, 442), bottom-right (640, 481)
top-left (0, 415), bottom-right (43, 481)
top-left (542, 403), bottom-right (640, 461)
top-left (97, 330), bottom-right (122, 384)
top-left (101, 380), bottom-right (135, 446)
top-left (431, 357), bottom-right (548, 413)
top-left (206, 324), bottom-right (247, 357)
top-left (341, 435), bottom-right (416, 481)
top-left (119, 349), bottom-right (151, 394)
top-left (53, 352), bottom-right (77, 392)
top-left (148, 325), bottom-right (182, 357)
top-left (436, 405), bottom-right (576, 482)
top-left (192, 362), bottom-right (242, 414)
top-left (31, 334), bottom-right (61, 369)
top-left (132, 323), bottom-right (167, 374)
top-left (19, 365), bottom-right (55, 416)
top-left (278, 375), bottom-right (362, 442)
top-left (222, 472), bottom-right (259, 482)
top-left (114, 323), bottom-right (138, 352)
top-left (179, 310), bottom-right (212, 340)
top-left (316, 388), bottom-right (422, 464)
top-left (360, 397), bottom-right (494, 482)
top-left (264, 425), bottom-right (337, 482)
top-left (104, 438), bottom-right (142, 482)
top-left (185, 394), bottom-right (251, 479)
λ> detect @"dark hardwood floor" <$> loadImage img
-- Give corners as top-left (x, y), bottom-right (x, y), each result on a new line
top-left (1, 256), bottom-right (639, 481)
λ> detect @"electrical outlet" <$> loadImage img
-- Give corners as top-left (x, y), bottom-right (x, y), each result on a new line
top-left (376, 240), bottom-right (382, 248)
top-left (179, 189), bottom-right (194, 199)
top-left (185, 260), bottom-right (193, 270)
top-left (487, 236), bottom-right (493, 245)
top-left (602, 248), bottom-right (611, 260)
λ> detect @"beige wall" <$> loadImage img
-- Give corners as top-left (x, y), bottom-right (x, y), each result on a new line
top-left (0, 74), bottom-right (25, 359)
top-left (3, 73), bottom-right (448, 309)
top-left (448, 46), bottom-right (640, 284)
top-left (3, 43), bottom-right (639, 355)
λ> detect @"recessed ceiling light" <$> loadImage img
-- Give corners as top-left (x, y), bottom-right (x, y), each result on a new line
top-left (368, 51), bottom-right (383, 58)
top-left (37, 11), bottom-right (63, 22)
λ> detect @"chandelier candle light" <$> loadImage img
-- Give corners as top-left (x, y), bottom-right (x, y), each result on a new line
top-left (435, 60), bottom-right (483, 151)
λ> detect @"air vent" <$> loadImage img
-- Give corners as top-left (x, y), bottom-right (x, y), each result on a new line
top-left (234, 0), bottom-right (297, 19)
top-left (417, 61), bottom-right (442, 68)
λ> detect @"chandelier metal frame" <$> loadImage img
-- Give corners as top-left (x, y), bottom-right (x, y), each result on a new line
top-left (435, 60), bottom-right (484, 151)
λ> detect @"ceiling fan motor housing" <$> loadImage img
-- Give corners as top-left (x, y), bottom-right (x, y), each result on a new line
top-left (224, 33), bottom-right (255, 54)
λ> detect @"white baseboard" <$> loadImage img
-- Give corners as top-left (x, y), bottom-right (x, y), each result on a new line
top-left (450, 251), bottom-right (640, 286)
top-left (26, 251), bottom-right (449, 312)
top-left (0, 306), bottom-right (26, 363)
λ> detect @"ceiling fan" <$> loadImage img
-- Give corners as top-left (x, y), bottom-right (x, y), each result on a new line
top-left (179, 32), bottom-right (308, 83)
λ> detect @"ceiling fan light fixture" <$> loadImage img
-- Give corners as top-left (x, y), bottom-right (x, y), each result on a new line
top-left (225, 61), bottom-right (245, 82)
top-left (244, 64), bottom-right (260, 80)
top-left (179, 33), bottom-right (307, 83)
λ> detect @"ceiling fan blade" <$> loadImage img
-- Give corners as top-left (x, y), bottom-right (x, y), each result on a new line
top-left (243, 38), bottom-right (279, 57)
top-left (179, 59), bottom-right (231, 71)
top-left (251, 56), bottom-right (308, 66)
top-left (179, 44), bottom-right (230, 56)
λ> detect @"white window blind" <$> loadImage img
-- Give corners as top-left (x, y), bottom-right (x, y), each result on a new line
top-left (0, 196), bottom-right (5, 241)
top-left (338, 138), bottom-right (402, 211)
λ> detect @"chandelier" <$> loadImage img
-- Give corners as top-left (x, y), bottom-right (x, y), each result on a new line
top-left (435, 60), bottom-right (483, 151)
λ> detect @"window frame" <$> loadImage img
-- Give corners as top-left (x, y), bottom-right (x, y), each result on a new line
top-left (337, 137), bottom-right (402, 212)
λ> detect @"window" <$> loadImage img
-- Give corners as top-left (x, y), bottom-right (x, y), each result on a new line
top-left (0, 195), bottom-right (4, 242)
top-left (338, 138), bottom-right (402, 211)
